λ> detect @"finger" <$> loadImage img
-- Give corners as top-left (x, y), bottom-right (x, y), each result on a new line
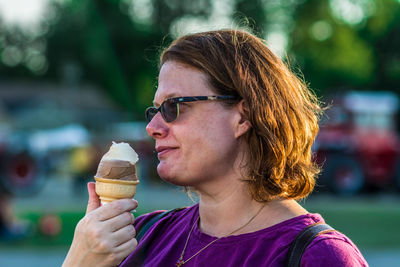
top-left (115, 237), bottom-right (138, 257)
top-left (112, 224), bottom-right (136, 247)
top-left (86, 182), bottom-right (101, 214)
top-left (105, 212), bottom-right (135, 232)
top-left (97, 199), bottom-right (138, 221)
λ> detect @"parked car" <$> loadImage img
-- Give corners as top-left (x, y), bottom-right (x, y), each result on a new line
top-left (314, 91), bottom-right (400, 195)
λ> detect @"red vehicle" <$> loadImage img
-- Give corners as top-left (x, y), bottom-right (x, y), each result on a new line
top-left (314, 91), bottom-right (400, 195)
top-left (0, 140), bottom-right (46, 197)
top-left (0, 129), bottom-right (49, 197)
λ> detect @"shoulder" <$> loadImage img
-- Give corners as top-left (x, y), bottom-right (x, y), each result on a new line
top-left (134, 205), bottom-right (196, 237)
top-left (301, 230), bottom-right (369, 267)
top-left (134, 210), bottom-right (167, 232)
top-left (135, 205), bottom-right (193, 224)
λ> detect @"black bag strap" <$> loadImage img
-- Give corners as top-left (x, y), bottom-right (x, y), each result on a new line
top-left (286, 223), bottom-right (335, 267)
top-left (136, 207), bottom-right (186, 242)
top-left (135, 210), bottom-right (172, 242)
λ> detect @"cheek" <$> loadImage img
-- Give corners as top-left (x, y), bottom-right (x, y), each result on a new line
top-left (185, 121), bottom-right (237, 164)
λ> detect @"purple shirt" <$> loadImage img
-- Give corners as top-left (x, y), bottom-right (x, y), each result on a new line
top-left (120, 204), bottom-right (368, 266)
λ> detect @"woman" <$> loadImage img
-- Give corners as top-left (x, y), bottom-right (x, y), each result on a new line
top-left (63, 29), bottom-right (368, 266)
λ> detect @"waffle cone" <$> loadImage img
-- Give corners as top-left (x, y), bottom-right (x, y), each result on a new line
top-left (94, 177), bottom-right (139, 203)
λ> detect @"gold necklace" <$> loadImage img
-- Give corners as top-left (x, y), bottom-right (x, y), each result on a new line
top-left (176, 205), bottom-right (265, 267)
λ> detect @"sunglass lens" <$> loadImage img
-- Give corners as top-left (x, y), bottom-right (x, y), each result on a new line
top-left (145, 107), bottom-right (158, 122)
top-left (161, 100), bottom-right (178, 122)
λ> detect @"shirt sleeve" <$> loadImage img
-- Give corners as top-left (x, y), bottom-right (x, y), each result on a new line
top-left (300, 231), bottom-right (369, 267)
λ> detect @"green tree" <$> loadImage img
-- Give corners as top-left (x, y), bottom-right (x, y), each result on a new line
top-left (42, 0), bottom-right (220, 119)
top-left (235, 0), bottom-right (267, 34)
top-left (0, 0), bottom-right (270, 119)
top-left (289, 0), bottom-right (400, 95)
top-left (363, 0), bottom-right (400, 92)
top-left (289, 0), bottom-right (375, 93)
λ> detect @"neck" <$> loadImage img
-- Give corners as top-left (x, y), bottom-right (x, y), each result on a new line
top-left (195, 178), bottom-right (260, 237)
top-left (195, 179), bottom-right (308, 237)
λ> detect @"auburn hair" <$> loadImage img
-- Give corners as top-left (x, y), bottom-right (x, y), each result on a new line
top-left (160, 29), bottom-right (323, 201)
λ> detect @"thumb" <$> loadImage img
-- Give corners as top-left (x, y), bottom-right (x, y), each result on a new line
top-left (86, 182), bottom-right (101, 214)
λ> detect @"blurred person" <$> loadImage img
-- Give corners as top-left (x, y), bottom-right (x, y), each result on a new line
top-left (0, 150), bottom-right (34, 241)
top-left (0, 192), bottom-right (30, 240)
top-left (62, 29), bottom-right (368, 266)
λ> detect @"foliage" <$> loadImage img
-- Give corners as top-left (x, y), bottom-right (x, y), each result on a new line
top-left (2, 197), bottom-right (399, 249)
top-left (289, 0), bottom-right (400, 95)
top-left (0, 0), bottom-right (399, 115)
top-left (45, 0), bottom-right (162, 118)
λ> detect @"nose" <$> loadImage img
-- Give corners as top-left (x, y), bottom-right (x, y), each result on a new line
top-left (146, 112), bottom-right (168, 139)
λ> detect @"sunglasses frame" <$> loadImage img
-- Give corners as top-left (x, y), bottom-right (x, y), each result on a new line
top-left (145, 95), bottom-right (237, 123)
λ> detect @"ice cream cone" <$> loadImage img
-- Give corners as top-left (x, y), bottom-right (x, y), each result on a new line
top-left (94, 142), bottom-right (140, 205)
top-left (95, 176), bottom-right (139, 204)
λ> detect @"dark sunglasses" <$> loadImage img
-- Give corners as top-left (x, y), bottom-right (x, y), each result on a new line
top-left (145, 95), bottom-right (237, 123)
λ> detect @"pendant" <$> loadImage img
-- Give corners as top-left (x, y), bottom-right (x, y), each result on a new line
top-left (176, 257), bottom-right (184, 266)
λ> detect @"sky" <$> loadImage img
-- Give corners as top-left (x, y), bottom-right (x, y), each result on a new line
top-left (0, 0), bottom-right (49, 27)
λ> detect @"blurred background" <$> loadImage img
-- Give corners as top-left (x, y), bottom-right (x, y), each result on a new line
top-left (0, 0), bottom-right (399, 266)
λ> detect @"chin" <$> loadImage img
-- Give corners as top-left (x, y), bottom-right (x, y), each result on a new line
top-left (157, 164), bottom-right (189, 186)
top-left (159, 175), bottom-right (188, 187)
top-left (157, 164), bottom-right (176, 183)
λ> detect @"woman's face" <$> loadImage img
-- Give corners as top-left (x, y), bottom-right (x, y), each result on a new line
top-left (146, 61), bottom-right (242, 187)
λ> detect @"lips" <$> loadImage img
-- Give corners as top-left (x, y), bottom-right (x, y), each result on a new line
top-left (156, 146), bottom-right (178, 158)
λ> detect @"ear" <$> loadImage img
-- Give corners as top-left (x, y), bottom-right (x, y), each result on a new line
top-left (234, 100), bottom-right (252, 139)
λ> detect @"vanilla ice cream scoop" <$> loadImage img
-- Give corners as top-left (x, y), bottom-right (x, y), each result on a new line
top-left (101, 141), bottom-right (139, 165)
top-left (95, 142), bottom-right (139, 181)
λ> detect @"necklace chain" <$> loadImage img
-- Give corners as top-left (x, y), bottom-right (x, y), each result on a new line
top-left (176, 205), bottom-right (265, 266)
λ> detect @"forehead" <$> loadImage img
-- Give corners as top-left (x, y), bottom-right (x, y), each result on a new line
top-left (153, 61), bottom-right (214, 105)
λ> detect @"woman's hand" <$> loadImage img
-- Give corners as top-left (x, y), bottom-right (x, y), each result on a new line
top-left (62, 182), bottom-right (138, 267)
